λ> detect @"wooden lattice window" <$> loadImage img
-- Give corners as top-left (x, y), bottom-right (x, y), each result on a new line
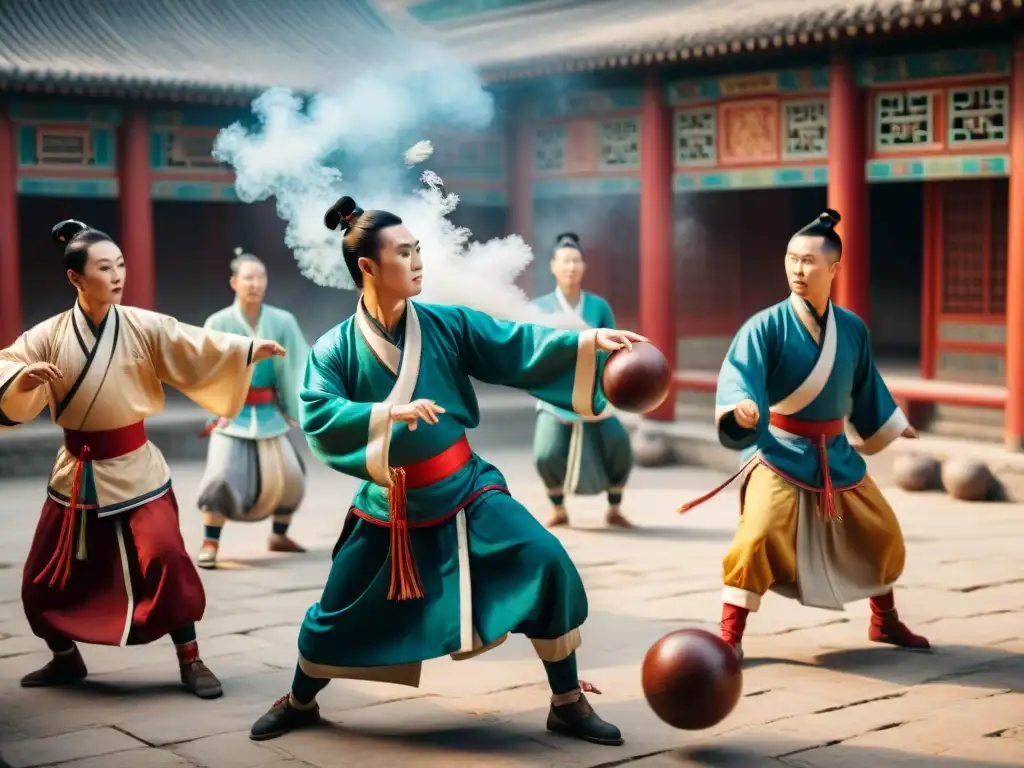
top-left (939, 179), bottom-right (1008, 316)
top-left (36, 127), bottom-right (93, 165)
top-left (166, 129), bottom-right (220, 169)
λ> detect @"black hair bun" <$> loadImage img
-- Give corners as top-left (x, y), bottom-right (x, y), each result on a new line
top-left (324, 196), bottom-right (362, 232)
top-left (52, 219), bottom-right (87, 244)
top-left (820, 208), bottom-right (841, 227)
top-left (555, 232), bottom-right (580, 247)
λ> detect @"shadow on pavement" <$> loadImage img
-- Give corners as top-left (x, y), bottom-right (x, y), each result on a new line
top-left (679, 742), bottom-right (1013, 767)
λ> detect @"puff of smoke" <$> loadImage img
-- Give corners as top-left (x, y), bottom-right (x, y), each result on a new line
top-left (212, 65), bottom-right (584, 329)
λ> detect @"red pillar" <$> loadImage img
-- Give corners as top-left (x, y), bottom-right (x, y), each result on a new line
top-left (1004, 37), bottom-right (1024, 450)
top-left (828, 53), bottom-right (870, 323)
top-left (119, 109), bottom-right (156, 310)
top-left (639, 69), bottom-right (676, 422)
top-left (508, 111), bottom-right (534, 294)
top-left (0, 112), bottom-right (21, 345)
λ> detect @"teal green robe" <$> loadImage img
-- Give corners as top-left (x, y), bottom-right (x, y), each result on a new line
top-left (296, 299), bottom-right (606, 685)
top-left (202, 301), bottom-right (309, 439)
top-left (531, 290), bottom-right (632, 497)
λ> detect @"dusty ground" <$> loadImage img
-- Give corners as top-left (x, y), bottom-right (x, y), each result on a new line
top-left (0, 414), bottom-right (1021, 768)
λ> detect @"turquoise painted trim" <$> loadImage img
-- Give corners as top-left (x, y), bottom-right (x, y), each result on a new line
top-left (673, 166), bottom-right (827, 191)
top-left (150, 131), bottom-right (165, 169)
top-left (866, 154), bottom-right (1009, 181)
top-left (17, 126), bottom-right (36, 165)
top-left (531, 88), bottom-right (643, 119)
top-left (455, 188), bottom-right (507, 207)
top-left (665, 67), bottom-right (830, 105)
top-left (433, 165), bottom-right (505, 182)
top-left (151, 180), bottom-right (239, 201)
top-left (92, 129), bottom-right (114, 167)
top-left (9, 101), bottom-right (122, 124)
top-left (150, 107), bottom-right (247, 128)
top-left (408, 0), bottom-right (545, 23)
top-left (533, 177), bottom-right (641, 199)
top-left (856, 47), bottom-right (1012, 86)
top-left (17, 177), bottom-right (118, 198)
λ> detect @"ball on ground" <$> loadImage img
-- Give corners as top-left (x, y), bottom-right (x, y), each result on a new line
top-left (893, 454), bottom-right (941, 492)
top-left (641, 628), bottom-right (742, 730)
top-left (941, 458), bottom-right (992, 501)
top-left (602, 341), bottom-right (671, 414)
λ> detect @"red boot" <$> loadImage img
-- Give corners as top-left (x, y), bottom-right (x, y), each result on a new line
top-left (868, 592), bottom-right (931, 650)
top-left (721, 603), bottom-right (748, 661)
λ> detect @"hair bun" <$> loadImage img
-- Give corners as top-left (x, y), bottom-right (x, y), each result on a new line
top-left (52, 219), bottom-right (87, 244)
top-left (820, 208), bottom-right (841, 227)
top-left (555, 231), bottom-right (581, 248)
top-left (233, 246), bottom-right (244, 256)
top-left (324, 196), bottom-right (363, 232)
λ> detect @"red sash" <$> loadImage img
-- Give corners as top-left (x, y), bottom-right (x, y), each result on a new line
top-left (37, 422), bottom-right (148, 590)
top-left (382, 435), bottom-right (473, 602)
top-left (198, 387), bottom-right (277, 437)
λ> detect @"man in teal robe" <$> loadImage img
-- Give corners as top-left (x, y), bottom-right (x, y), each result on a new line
top-left (195, 249), bottom-right (310, 568)
top-left (532, 233), bottom-right (633, 529)
top-left (250, 196), bottom-right (646, 746)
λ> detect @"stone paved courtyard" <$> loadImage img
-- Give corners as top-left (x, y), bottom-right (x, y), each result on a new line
top-left (0, 415), bottom-right (1022, 767)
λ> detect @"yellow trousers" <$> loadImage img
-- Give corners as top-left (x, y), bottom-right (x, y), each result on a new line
top-left (722, 464), bottom-right (906, 612)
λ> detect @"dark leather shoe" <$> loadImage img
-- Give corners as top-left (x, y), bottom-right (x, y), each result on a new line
top-left (250, 694), bottom-right (321, 741)
top-left (181, 660), bottom-right (223, 699)
top-left (20, 647), bottom-right (88, 688)
top-left (546, 693), bottom-right (623, 746)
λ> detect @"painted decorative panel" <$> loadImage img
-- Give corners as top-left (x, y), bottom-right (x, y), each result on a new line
top-left (17, 178), bottom-right (118, 198)
top-left (563, 121), bottom-right (598, 174)
top-left (532, 177), bottom-right (641, 199)
top-left (947, 85), bottom-right (1009, 146)
top-left (597, 118), bottom-right (640, 170)
top-left (533, 125), bottom-right (566, 173)
top-left (530, 88), bottom-right (642, 120)
top-left (674, 108), bottom-right (717, 166)
top-left (674, 165), bottom-right (827, 192)
top-left (719, 100), bottom-right (779, 165)
top-left (867, 154), bottom-right (1009, 181)
top-left (856, 46), bottom-right (1012, 86)
top-left (16, 124), bottom-right (115, 169)
top-left (666, 66), bottom-right (829, 105)
top-left (9, 101), bottom-right (121, 124)
top-left (874, 91), bottom-right (935, 151)
top-left (151, 181), bottom-right (238, 201)
top-left (151, 128), bottom-right (222, 170)
top-left (782, 100), bottom-right (829, 160)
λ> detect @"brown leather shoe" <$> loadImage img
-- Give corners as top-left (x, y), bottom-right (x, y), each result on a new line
top-left (181, 660), bottom-right (224, 699)
top-left (20, 647), bottom-right (88, 688)
top-left (546, 693), bottom-right (623, 746)
top-left (268, 534), bottom-right (307, 553)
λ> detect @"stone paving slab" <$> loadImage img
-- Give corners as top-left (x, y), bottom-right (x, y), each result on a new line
top-left (0, 437), bottom-right (1021, 767)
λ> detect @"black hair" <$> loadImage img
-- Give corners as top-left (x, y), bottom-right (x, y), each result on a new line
top-left (794, 208), bottom-right (842, 259)
top-left (230, 246), bottom-right (265, 276)
top-left (553, 232), bottom-right (583, 257)
top-left (324, 196), bottom-right (403, 287)
top-left (52, 219), bottom-right (114, 274)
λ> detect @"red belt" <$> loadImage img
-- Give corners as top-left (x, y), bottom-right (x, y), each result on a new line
top-left (678, 414), bottom-right (845, 522)
top-left (37, 422), bottom-right (148, 590)
top-left (386, 435), bottom-right (473, 602)
top-left (245, 386), bottom-right (276, 406)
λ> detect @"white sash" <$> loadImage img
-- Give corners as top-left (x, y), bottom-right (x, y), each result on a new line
top-left (769, 295), bottom-right (837, 418)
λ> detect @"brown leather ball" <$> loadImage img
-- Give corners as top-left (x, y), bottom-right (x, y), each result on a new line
top-left (941, 458), bottom-right (992, 501)
top-left (602, 341), bottom-right (671, 414)
top-left (893, 454), bottom-right (941, 492)
top-left (641, 629), bottom-right (743, 730)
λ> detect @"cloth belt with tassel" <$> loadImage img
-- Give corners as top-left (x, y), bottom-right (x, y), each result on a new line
top-left (353, 435), bottom-right (474, 601)
top-left (35, 421), bottom-right (148, 589)
top-left (198, 387), bottom-right (277, 437)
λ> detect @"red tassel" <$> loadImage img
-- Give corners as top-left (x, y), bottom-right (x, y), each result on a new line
top-left (387, 468), bottom-right (424, 601)
top-left (35, 446), bottom-right (89, 590)
top-left (817, 436), bottom-right (840, 522)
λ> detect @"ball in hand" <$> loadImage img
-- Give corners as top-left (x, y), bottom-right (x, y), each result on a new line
top-left (601, 341), bottom-right (671, 414)
top-left (641, 628), bottom-right (743, 730)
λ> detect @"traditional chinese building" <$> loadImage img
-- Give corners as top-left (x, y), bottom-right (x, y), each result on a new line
top-left (1, 0), bottom-right (1023, 445)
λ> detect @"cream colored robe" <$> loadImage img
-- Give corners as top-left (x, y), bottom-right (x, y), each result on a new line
top-left (0, 302), bottom-right (255, 516)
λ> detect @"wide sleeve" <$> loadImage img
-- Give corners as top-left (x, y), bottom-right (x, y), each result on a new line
top-left (272, 312), bottom-right (310, 425)
top-left (0, 321), bottom-right (53, 428)
top-left (146, 311), bottom-right (255, 418)
top-left (455, 306), bottom-right (607, 417)
top-left (715, 316), bottom-right (774, 451)
top-left (299, 335), bottom-right (390, 486)
top-left (847, 324), bottom-right (908, 456)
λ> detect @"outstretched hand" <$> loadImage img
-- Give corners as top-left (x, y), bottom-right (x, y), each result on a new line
top-left (14, 362), bottom-right (62, 392)
top-left (902, 425), bottom-right (918, 439)
top-left (253, 340), bottom-right (286, 363)
top-left (390, 399), bottom-right (446, 431)
top-left (595, 329), bottom-right (648, 353)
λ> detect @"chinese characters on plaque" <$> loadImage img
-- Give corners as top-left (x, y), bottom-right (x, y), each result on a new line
top-left (948, 85), bottom-right (1008, 145)
top-left (674, 108), bottom-right (717, 164)
top-left (533, 125), bottom-right (566, 172)
top-left (875, 91), bottom-right (934, 148)
top-left (598, 118), bottom-right (640, 168)
top-left (782, 100), bottom-right (828, 158)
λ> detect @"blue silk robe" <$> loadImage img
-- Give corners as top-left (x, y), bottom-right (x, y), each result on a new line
top-left (296, 299), bottom-right (607, 685)
top-left (716, 294), bottom-right (909, 488)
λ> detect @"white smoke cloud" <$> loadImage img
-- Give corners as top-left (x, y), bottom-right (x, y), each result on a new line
top-left (212, 58), bottom-right (585, 329)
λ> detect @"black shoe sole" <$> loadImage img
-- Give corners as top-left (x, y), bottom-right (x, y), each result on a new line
top-left (188, 685), bottom-right (224, 699)
top-left (250, 728), bottom-right (290, 742)
top-left (547, 723), bottom-right (624, 746)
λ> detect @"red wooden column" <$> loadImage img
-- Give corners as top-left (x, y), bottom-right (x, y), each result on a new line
top-left (1005, 37), bottom-right (1024, 451)
top-left (827, 52), bottom-right (870, 323)
top-left (508, 111), bottom-right (534, 294)
top-left (639, 69), bottom-right (676, 422)
top-left (0, 112), bottom-right (21, 345)
top-left (119, 108), bottom-right (156, 310)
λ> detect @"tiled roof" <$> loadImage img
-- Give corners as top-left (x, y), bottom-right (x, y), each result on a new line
top-left (0, 0), bottom-right (400, 98)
